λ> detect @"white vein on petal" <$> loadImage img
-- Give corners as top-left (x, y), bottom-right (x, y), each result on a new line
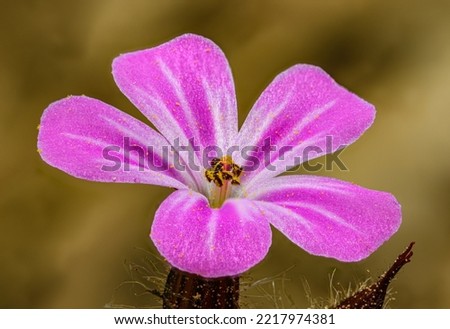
top-left (277, 99), bottom-right (336, 148)
top-left (238, 85), bottom-right (295, 148)
top-left (131, 84), bottom-right (205, 192)
top-left (232, 199), bottom-right (252, 224)
top-left (166, 191), bottom-right (201, 216)
top-left (276, 201), bottom-right (360, 233)
top-left (99, 116), bottom-right (150, 147)
top-left (201, 76), bottom-right (232, 151)
top-left (240, 99), bottom-right (337, 186)
top-left (133, 85), bottom-right (183, 138)
top-left (260, 99), bottom-right (337, 168)
top-left (245, 177), bottom-right (352, 199)
top-left (158, 59), bottom-right (208, 192)
top-left (100, 115), bottom-right (193, 186)
top-left (126, 163), bottom-right (186, 187)
top-left (62, 133), bottom-right (116, 154)
top-left (206, 210), bottom-right (217, 259)
top-left (157, 58), bottom-right (201, 145)
top-left (255, 200), bottom-right (313, 231)
top-left (62, 133), bottom-right (186, 187)
top-left (223, 86), bottom-right (237, 151)
top-left (243, 133), bottom-right (324, 187)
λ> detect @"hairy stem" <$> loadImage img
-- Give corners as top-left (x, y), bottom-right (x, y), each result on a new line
top-left (162, 267), bottom-right (240, 308)
top-left (335, 242), bottom-right (415, 309)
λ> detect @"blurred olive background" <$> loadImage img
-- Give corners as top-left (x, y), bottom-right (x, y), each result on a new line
top-left (1, 0), bottom-right (449, 308)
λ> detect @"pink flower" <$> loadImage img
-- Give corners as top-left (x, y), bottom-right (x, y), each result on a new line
top-left (37, 34), bottom-right (401, 278)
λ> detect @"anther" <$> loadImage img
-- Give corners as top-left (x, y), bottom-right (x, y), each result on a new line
top-left (204, 156), bottom-right (243, 188)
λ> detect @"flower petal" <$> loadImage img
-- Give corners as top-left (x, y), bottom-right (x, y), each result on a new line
top-left (113, 34), bottom-right (238, 169)
top-left (150, 189), bottom-right (272, 278)
top-left (37, 95), bottom-right (189, 189)
top-left (248, 175), bottom-right (401, 261)
top-left (235, 65), bottom-right (375, 187)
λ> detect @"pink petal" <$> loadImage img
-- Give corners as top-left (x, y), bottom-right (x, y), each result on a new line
top-left (235, 65), bottom-right (375, 187)
top-left (37, 95), bottom-right (189, 189)
top-left (248, 175), bottom-right (401, 261)
top-left (150, 190), bottom-right (272, 278)
top-left (113, 34), bottom-right (238, 171)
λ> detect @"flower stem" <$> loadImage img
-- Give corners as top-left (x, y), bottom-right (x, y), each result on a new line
top-left (162, 267), bottom-right (240, 308)
top-left (335, 242), bottom-right (415, 309)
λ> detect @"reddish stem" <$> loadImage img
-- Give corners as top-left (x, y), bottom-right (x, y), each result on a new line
top-left (336, 242), bottom-right (415, 309)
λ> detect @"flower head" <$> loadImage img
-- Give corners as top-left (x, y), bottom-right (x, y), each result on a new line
top-left (37, 34), bottom-right (401, 278)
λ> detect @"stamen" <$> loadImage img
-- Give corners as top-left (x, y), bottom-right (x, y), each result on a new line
top-left (205, 156), bottom-right (243, 208)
